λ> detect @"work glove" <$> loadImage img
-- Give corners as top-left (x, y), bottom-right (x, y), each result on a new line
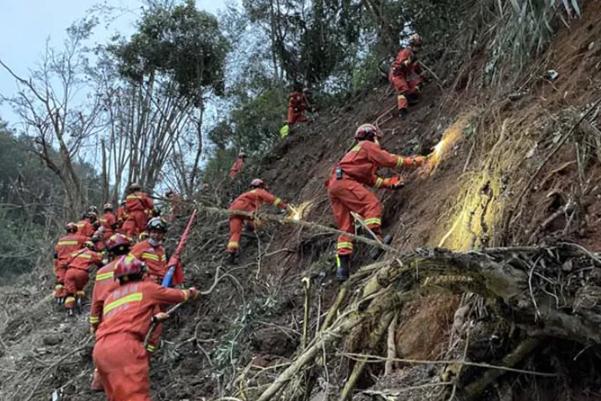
top-left (188, 287), bottom-right (199, 300)
top-left (383, 176), bottom-right (405, 190)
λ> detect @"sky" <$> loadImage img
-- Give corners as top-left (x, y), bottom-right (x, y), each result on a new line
top-left (0, 0), bottom-right (229, 128)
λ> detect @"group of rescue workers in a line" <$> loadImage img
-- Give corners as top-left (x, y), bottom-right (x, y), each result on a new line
top-left (49, 33), bottom-right (427, 401)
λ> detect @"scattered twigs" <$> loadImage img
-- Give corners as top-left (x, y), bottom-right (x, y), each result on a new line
top-left (509, 97), bottom-right (601, 230)
top-left (339, 347), bottom-right (554, 377)
top-left (23, 335), bottom-right (93, 401)
top-left (144, 266), bottom-right (225, 348)
top-left (301, 277), bottom-right (311, 350)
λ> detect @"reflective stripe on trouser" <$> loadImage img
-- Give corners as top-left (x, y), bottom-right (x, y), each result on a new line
top-left (226, 216), bottom-right (244, 253)
top-left (328, 178), bottom-right (383, 256)
top-left (389, 72), bottom-right (421, 111)
top-left (64, 269), bottom-right (89, 301)
top-left (93, 335), bottom-right (152, 401)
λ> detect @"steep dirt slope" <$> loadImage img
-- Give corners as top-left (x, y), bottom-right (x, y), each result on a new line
top-left (1, 3), bottom-right (601, 401)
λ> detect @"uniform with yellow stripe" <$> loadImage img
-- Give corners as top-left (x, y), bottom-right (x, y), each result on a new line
top-left (93, 280), bottom-right (193, 401)
top-left (130, 239), bottom-right (167, 281)
top-left (326, 139), bottom-right (424, 256)
top-left (52, 233), bottom-right (87, 299)
top-left (63, 248), bottom-right (103, 310)
top-left (226, 188), bottom-right (289, 254)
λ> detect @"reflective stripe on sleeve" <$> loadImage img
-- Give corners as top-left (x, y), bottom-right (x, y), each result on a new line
top-left (363, 217), bottom-right (381, 226)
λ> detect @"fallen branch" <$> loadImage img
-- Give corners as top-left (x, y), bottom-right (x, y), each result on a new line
top-left (194, 204), bottom-right (399, 255)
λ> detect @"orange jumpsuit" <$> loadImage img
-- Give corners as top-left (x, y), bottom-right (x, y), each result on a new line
top-left (388, 47), bottom-right (423, 112)
top-left (287, 91), bottom-right (308, 125)
top-left (122, 192), bottom-right (154, 237)
top-left (64, 248), bottom-right (102, 309)
top-left (229, 157), bottom-right (245, 178)
top-left (93, 281), bottom-right (191, 401)
top-left (76, 218), bottom-right (96, 239)
top-left (99, 211), bottom-right (117, 240)
top-left (53, 233), bottom-right (87, 298)
top-left (130, 240), bottom-right (167, 282)
top-left (326, 140), bottom-right (419, 256)
top-left (89, 258), bottom-right (119, 391)
top-left (116, 206), bottom-right (128, 232)
top-left (226, 189), bottom-right (288, 254)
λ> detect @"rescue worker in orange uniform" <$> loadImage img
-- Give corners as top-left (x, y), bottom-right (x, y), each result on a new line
top-left (92, 256), bottom-right (199, 401)
top-left (326, 123), bottom-right (426, 281)
top-left (287, 83), bottom-right (310, 126)
top-left (53, 223), bottom-right (87, 302)
top-left (226, 178), bottom-right (291, 263)
top-left (89, 234), bottom-right (132, 392)
top-left (164, 190), bottom-right (184, 222)
top-left (228, 152), bottom-right (246, 179)
top-left (99, 203), bottom-right (117, 240)
top-left (130, 217), bottom-right (169, 282)
top-left (76, 211), bottom-right (98, 239)
top-left (63, 241), bottom-right (103, 315)
top-left (122, 183), bottom-right (154, 238)
top-left (388, 33), bottom-right (424, 118)
top-left (116, 200), bottom-right (128, 232)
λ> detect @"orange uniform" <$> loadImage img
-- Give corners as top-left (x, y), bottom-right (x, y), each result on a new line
top-left (122, 192), bottom-right (154, 237)
top-left (287, 91), bottom-right (308, 125)
top-left (226, 189), bottom-right (288, 254)
top-left (89, 259), bottom-right (120, 329)
top-left (229, 157), bottom-right (245, 179)
top-left (93, 281), bottom-right (191, 401)
top-left (99, 211), bottom-right (117, 240)
top-left (116, 206), bottom-right (128, 231)
top-left (326, 140), bottom-right (420, 256)
top-left (64, 248), bottom-right (103, 309)
top-left (130, 240), bottom-right (167, 281)
top-left (388, 47), bottom-right (423, 112)
top-left (53, 233), bottom-right (87, 298)
top-left (76, 218), bottom-right (96, 239)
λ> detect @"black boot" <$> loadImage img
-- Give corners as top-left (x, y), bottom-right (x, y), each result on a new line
top-left (336, 255), bottom-right (351, 282)
top-left (227, 252), bottom-right (238, 265)
top-left (372, 234), bottom-right (393, 260)
top-left (398, 108), bottom-right (408, 119)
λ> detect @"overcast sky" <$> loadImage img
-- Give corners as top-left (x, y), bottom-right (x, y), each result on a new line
top-left (0, 0), bottom-right (229, 128)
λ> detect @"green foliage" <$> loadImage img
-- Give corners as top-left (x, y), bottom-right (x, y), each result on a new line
top-left (111, 0), bottom-right (229, 102)
top-left (480, 0), bottom-right (582, 83)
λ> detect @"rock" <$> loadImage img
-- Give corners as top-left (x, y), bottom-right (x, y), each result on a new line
top-left (42, 335), bottom-right (62, 346)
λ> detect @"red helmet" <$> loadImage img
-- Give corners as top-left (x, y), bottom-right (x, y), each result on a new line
top-left (409, 33), bottom-right (422, 46)
top-left (354, 124), bottom-right (382, 141)
top-left (103, 203), bottom-right (113, 211)
top-left (106, 234), bottom-right (131, 252)
top-left (113, 255), bottom-right (146, 280)
top-left (250, 178), bottom-right (265, 188)
top-left (65, 222), bottom-right (78, 233)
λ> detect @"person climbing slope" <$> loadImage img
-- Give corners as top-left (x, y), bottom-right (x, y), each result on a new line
top-left (52, 223), bottom-right (87, 302)
top-left (130, 217), bottom-right (171, 283)
top-left (226, 178), bottom-right (291, 263)
top-left (63, 241), bottom-right (103, 315)
top-left (92, 255), bottom-right (199, 400)
top-left (287, 83), bottom-right (310, 126)
top-left (76, 211), bottom-right (99, 239)
top-left (122, 182), bottom-right (154, 238)
top-left (229, 152), bottom-right (246, 179)
top-left (99, 203), bottom-right (117, 240)
top-left (388, 33), bottom-right (425, 118)
top-left (89, 234), bottom-right (133, 392)
top-left (326, 123), bottom-right (425, 281)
